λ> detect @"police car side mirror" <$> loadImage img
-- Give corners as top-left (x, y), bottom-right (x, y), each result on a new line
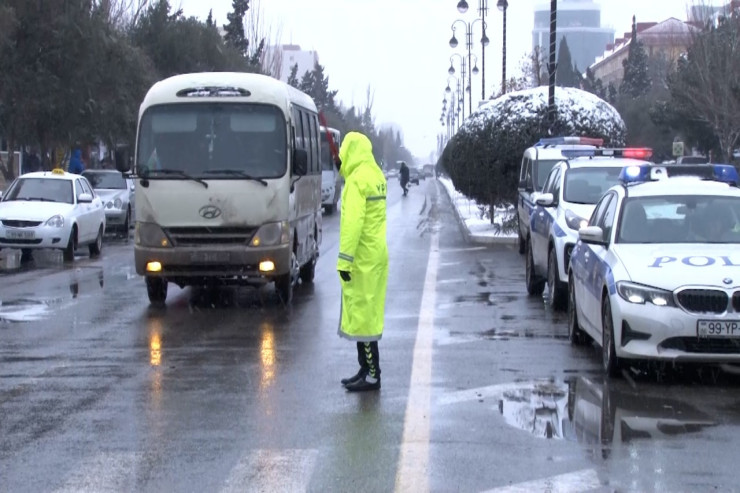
top-left (78, 193), bottom-right (93, 204)
top-left (292, 149), bottom-right (308, 176)
top-left (579, 225), bottom-right (607, 245)
top-left (535, 192), bottom-right (555, 207)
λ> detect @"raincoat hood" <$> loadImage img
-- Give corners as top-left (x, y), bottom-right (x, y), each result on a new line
top-left (338, 132), bottom-right (374, 179)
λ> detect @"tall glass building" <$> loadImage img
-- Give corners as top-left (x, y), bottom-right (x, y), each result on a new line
top-left (533, 0), bottom-right (615, 72)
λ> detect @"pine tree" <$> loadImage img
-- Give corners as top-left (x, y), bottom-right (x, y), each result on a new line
top-left (206, 9), bottom-right (213, 28)
top-left (620, 16), bottom-right (651, 98)
top-left (287, 63), bottom-right (299, 88)
top-left (555, 36), bottom-right (579, 87)
top-left (583, 67), bottom-right (606, 99)
top-left (223, 0), bottom-right (249, 55)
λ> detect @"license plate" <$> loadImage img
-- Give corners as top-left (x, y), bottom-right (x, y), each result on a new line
top-left (190, 252), bottom-right (230, 263)
top-left (697, 320), bottom-right (740, 338)
top-left (6, 229), bottom-right (35, 240)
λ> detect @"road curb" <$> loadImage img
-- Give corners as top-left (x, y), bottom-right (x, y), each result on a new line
top-left (436, 180), bottom-right (518, 245)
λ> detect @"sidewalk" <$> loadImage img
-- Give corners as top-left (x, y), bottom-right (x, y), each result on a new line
top-left (437, 177), bottom-right (517, 245)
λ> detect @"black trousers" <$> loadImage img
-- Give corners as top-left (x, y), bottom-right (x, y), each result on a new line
top-left (356, 341), bottom-right (380, 378)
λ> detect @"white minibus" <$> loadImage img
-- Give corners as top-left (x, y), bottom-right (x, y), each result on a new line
top-left (319, 126), bottom-right (342, 213)
top-left (117, 72), bottom-right (322, 305)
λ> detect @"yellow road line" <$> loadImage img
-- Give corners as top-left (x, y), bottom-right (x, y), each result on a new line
top-left (394, 229), bottom-right (439, 493)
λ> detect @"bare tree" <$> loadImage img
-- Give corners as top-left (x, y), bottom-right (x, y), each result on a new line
top-left (668, 11), bottom-right (740, 161)
top-left (244, 0), bottom-right (283, 77)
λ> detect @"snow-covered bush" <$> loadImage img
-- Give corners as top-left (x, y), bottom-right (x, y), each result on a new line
top-left (440, 86), bottom-right (626, 219)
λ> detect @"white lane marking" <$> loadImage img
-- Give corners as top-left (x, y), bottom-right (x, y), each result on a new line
top-left (394, 230), bottom-right (439, 493)
top-left (220, 449), bottom-right (318, 493)
top-left (53, 452), bottom-right (141, 493)
top-left (480, 468), bottom-right (602, 493)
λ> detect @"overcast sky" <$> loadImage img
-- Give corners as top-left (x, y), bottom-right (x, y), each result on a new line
top-left (176, 0), bottom-right (723, 159)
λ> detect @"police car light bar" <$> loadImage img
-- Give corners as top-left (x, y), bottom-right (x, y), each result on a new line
top-left (535, 136), bottom-right (605, 147)
top-left (561, 147), bottom-right (653, 160)
top-left (619, 164), bottom-right (739, 185)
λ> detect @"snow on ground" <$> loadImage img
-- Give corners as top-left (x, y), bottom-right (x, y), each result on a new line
top-left (437, 176), bottom-right (516, 239)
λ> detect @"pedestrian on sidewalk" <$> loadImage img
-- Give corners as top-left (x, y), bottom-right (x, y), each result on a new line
top-left (336, 131), bottom-right (389, 392)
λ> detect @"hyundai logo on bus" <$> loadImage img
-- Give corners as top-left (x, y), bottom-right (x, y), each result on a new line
top-left (199, 205), bottom-right (222, 219)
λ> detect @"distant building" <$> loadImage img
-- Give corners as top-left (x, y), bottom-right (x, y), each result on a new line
top-left (532, 0), bottom-right (614, 72)
top-left (589, 18), bottom-right (699, 88)
top-left (264, 45), bottom-right (319, 83)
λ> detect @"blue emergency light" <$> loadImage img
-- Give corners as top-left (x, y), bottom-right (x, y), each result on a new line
top-left (535, 136), bottom-right (604, 147)
top-left (619, 164), bottom-right (739, 185)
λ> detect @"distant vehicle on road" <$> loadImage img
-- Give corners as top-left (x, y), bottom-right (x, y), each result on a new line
top-left (320, 126), bottom-right (342, 214)
top-left (408, 167), bottom-right (421, 185)
top-left (423, 164), bottom-right (435, 178)
top-left (82, 169), bottom-right (135, 238)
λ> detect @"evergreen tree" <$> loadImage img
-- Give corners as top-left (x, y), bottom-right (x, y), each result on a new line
top-left (582, 67), bottom-right (606, 99)
top-left (620, 16), bottom-right (651, 98)
top-left (555, 37), bottom-right (579, 87)
top-left (223, 0), bottom-right (249, 55)
top-left (607, 82), bottom-right (618, 104)
top-left (287, 63), bottom-right (299, 88)
top-left (206, 9), bottom-right (213, 28)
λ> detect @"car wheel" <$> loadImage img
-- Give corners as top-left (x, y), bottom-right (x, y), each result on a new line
top-left (122, 209), bottom-right (131, 240)
top-left (89, 226), bottom-right (103, 257)
top-left (547, 247), bottom-right (568, 311)
top-left (299, 234), bottom-right (318, 284)
top-left (568, 274), bottom-right (588, 345)
top-left (63, 226), bottom-right (77, 262)
top-left (602, 295), bottom-right (622, 378)
top-left (146, 276), bottom-right (168, 306)
top-left (517, 218), bottom-right (526, 255)
top-left (525, 237), bottom-right (545, 296)
top-left (275, 250), bottom-right (298, 304)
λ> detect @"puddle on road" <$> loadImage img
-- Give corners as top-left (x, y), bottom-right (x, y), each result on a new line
top-left (0, 298), bottom-right (65, 322)
top-left (496, 377), bottom-right (715, 448)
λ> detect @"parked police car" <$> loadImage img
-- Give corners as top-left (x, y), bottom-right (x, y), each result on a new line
top-left (567, 163), bottom-right (740, 377)
top-left (517, 137), bottom-right (603, 254)
top-left (527, 147), bottom-right (653, 310)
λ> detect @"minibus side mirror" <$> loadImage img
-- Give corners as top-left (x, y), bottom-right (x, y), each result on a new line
top-left (293, 149), bottom-right (308, 176)
top-left (115, 148), bottom-right (130, 173)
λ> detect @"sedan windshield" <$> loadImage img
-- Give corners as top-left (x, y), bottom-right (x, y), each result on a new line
top-left (618, 195), bottom-right (740, 244)
top-left (136, 103), bottom-right (287, 179)
top-left (564, 167), bottom-right (623, 204)
top-left (3, 178), bottom-right (74, 204)
top-left (83, 171), bottom-right (127, 189)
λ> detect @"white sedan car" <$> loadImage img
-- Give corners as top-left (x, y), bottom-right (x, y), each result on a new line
top-left (568, 163), bottom-right (740, 377)
top-left (0, 169), bottom-right (106, 261)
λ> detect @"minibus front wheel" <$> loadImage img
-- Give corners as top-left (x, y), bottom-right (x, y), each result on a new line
top-left (275, 250), bottom-right (298, 304)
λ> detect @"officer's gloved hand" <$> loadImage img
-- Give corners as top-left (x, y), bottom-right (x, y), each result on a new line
top-left (339, 270), bottom-right (351, 282)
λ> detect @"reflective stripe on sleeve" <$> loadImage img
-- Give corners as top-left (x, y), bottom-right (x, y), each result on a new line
top-left (338, 252), bottom-right (355, 262)
top-left (367, 195), bottom-right (387, 201)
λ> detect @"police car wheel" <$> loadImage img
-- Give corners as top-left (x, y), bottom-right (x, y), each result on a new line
top-left (547, 248), bottom-right (568, 311)
top-left (517, 218), bottom-right (525, 254)
top-left (568, 276), bottom-right (588, 346)
top-left (601, 296), bottom-right (622, 378)
top-left (525, 238), bottom-right (545, 296)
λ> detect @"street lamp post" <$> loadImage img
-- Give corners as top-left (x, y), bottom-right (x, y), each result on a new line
top-left (449, 18), bottom-right (487, 114)
top-left (448, 53), bottom-right (469, 120)
top-left (497, 0), bottom-right (508, 94)
top-left (456, 1), bottom-right (490, 100)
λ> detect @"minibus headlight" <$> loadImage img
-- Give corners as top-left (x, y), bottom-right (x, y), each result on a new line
top-left (250, 221), bottom-right (290, 247)
top-left (136, 222), bottom-right (171, 247)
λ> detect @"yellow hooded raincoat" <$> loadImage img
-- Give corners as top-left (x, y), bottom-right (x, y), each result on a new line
top-left (336, 132), bottom-right (389, 341)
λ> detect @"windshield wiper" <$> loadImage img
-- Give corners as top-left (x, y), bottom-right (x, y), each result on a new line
top-left (205, 169), bottom-right (268, 186)
top-left (25, 197), bottom-right (56, 202)
top-left (146, 168), bottom-right (208, 188)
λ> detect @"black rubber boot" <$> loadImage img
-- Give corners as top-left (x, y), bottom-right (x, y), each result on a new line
top-left (345, 342), bottom-right (380, 392)
top-left (341, 369), bottom-right (365, 386)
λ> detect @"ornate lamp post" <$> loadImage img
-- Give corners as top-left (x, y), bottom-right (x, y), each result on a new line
top-left (456, 1), bottom-right (490, 100)
top-left (497, 0), bottom-right (508, 94)
top-left (449, 18), bottom-right (487, 114)
top-left (448, 53), bottom-right (469, 120)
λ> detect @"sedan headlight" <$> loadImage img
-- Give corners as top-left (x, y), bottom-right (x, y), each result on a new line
top-left (565, 209), bottom-right (589, 231)
top-left (45, 215), bottom-right (64, 228)
top-left (617, 281), bottom-right (676, 307)
top-left (250, 221), bottom-right (290, 247)
top-left (114, 198), bottom-right (123, 209)
top-left (135, 222), bottom-right (171, 247)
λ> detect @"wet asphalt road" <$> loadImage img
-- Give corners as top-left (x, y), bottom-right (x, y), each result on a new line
top-left (3, 178), bottom-right (740, 492)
